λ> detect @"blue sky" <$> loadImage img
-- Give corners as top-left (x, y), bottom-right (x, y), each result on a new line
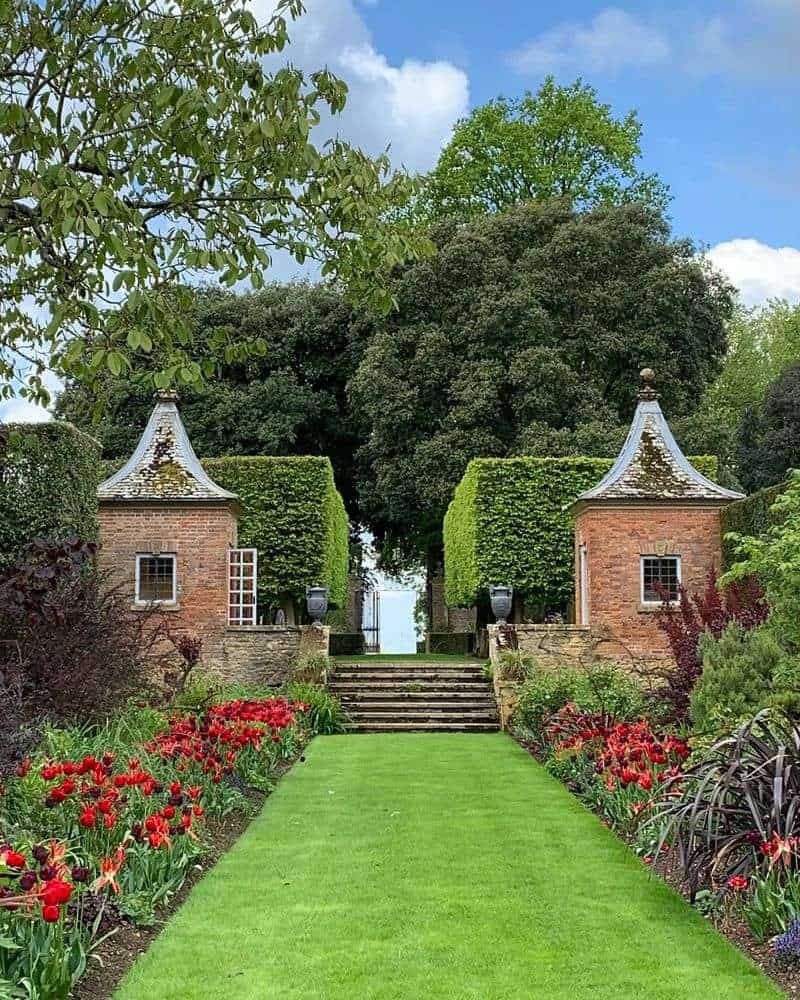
top-left (359, 0), bottom-right (798, 251)
top-left (4, 0), bottom-right (799, 423)
top-left (274, 0), bottom-right (800, 305)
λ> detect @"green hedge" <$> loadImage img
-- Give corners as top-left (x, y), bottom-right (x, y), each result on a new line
top-left (720, 480), bottom-right (791, 568)
top-left (0, 422), bottom-right (102, 569)
top-left (202, 456), bottom-right (349, 607)
top-left (444, 454), bottom-right (719, 608)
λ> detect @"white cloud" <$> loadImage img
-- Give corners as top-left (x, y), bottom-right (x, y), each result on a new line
top-left (508, 7), bottom-right (671, 76)
top-left (0, 397), bottom-right (52, 424)
top-left (507, 2), bottom-right (800, 83)
top-left (708, 239), bottom-right (800, 306)
top-left (256, 0), bottom-right (468, 172)
top-left (337, 45), bottom-right (469, 169)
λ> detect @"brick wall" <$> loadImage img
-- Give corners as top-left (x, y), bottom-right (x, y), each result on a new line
top-left (574, 504), bottom-right (723, 660)
top-left (98, 501), bottom-right (237, 661)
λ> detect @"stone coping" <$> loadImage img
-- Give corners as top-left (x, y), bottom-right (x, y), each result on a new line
top-left (491, 623), bottom-right (590, 633)
top-left (225, 625), bottom-right (302, 634)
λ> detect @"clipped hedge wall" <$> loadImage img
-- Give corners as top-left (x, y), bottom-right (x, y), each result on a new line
top-left (0, 422), bottom-right (102, 569)
top-left (330, 633), bottom-right (366, 656)
top-left (202, 456), bottom-right (349, 608)
top-left (427, 632), bottom-right (474, 656)
top-left (444, 454), bottom-right (719, 608)
top-left (721, 480), bottom-right (791, 568)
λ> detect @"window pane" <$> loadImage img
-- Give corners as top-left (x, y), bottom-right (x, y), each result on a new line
top-left (642, 557), bottom-right (679, 602)
top-left (138, 556), bottom-right (174, 601)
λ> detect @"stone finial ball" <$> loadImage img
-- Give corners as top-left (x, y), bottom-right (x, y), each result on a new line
top-left (640, 367), bottom-right (656, 383)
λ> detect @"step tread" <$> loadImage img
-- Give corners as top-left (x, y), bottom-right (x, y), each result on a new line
top-left (345, 722), bottom-right (500, 733)
top-left (341, 698), bottom-right (495, 707)
top-left (344, 713), bottom-right (497, 719)
top-left (331, 670), bottom-right (486, 681)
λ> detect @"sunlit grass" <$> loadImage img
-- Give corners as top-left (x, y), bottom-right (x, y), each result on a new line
top-left (116, 734), bottom-right (779, 1000)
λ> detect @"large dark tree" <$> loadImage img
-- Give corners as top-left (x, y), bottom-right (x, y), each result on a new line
top-left (349, 201), bottom-right (734, 572)
top-left (54, 283), bottom-right (366, 515)
top-left (737, 363), bottom-right (800, 493)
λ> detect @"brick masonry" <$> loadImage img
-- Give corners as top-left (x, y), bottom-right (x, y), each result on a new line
top-left (574, 504), bottom-right (724, 660)
top-left (98, 501), bottom-right (238, 663)
top-left (98, 500), bottom-right (332, 686)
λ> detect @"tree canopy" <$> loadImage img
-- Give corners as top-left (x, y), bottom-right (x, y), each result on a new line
top-left (738, 363), bottom-right (800, 493)
top-left (348, 201), bottom-right (734, 570)
top-left (0, 0), bottom-right (424, 408)
top-left (681, 300), bottom-right (800, 486)
top-left (54, 283), bottom-right (367, 515)
top-left (420, 78), bottom-right (668, 222)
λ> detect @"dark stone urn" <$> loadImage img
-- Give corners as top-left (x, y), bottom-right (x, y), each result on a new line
top-left (489, 585), bottom-right (513, 625)
top-left (306, 586), bottom-right (329, 625)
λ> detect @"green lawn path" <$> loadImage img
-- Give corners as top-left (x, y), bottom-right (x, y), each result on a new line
top-left (116, 734), bottom-right (780, 999)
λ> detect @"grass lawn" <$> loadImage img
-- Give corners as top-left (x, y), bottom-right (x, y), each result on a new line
top-left (115, 735), bottom-right (780, 1000)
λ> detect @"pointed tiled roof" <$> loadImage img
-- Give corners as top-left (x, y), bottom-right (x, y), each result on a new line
top-left (97, 391), bottom-right (236, 503)
top-left (572, 369), bottom-right (744, 508)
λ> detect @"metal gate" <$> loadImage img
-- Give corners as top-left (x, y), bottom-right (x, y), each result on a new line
top-left (362, 587), bottom-right (380, 653)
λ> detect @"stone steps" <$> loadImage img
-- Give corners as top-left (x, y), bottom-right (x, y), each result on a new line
top-left (346, 721), bottom-right (500, 734)
top-left (332, 681), bottom-right (492, 693)
top-left (329, 660), bottom-right (499, 734)
top-left (337, 692), bottom-right (495, 704)
top-left (333, 671), bottom-right (486, 684)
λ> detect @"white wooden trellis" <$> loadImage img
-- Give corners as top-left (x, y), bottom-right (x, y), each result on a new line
top-left (228, 548), bottom-right (257, 626)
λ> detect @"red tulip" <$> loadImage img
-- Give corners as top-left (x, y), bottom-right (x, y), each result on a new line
top-left (41, 879), bottom-right (72, 907)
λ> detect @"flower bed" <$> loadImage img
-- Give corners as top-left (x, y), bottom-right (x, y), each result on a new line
top-left (0, 690), bottom-right (332, 998)
top-left (516, 693), bottom-right (800, 995)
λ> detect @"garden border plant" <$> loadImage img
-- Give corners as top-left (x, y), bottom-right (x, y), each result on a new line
top-left (0, 674), bottom-right (345, 999)
top-left (508, 653), bottom-right (800, 993)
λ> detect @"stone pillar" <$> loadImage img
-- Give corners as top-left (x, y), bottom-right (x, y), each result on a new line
top-left (429, 572), bottom-right (448, 633)
top-left (298, 623), bottom-right (330, 659)
top-left (486, 624), bottom-right (520, 731)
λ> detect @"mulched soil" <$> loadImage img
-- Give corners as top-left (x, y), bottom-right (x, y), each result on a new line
top-left (72, 758), bottom-right (296, 1000)
top-left (516, 736), bottom-right (800, 998)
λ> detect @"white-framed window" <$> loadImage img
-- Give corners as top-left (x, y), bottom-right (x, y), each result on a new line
top-left (228, 548), bottom-right (258, 626)
top-left (640, 555), bottom-right (681, 604)
top-left (135, 553), bottom-right (177, 604)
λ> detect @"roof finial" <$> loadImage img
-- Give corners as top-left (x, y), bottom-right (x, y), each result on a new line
top-left (637, 367), bottom-right (659, 402)
top-left (153, 388), bottom-right (179, 405)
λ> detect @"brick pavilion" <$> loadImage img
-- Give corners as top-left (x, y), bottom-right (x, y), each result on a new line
top-left (97, 390), bottom-right (257, 662)
top-left (569, 369), bottom-right (745, 660)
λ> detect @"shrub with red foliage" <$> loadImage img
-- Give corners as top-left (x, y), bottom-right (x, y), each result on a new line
top-left (0, 537), bottom-right (167, 775)
top-left (652, 568), bottom-right (768, 722)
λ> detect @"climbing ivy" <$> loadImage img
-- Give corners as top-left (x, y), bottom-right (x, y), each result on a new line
top-left (202, 456), bottom-right (349, 608)
top-left (0, 422), bottom-right (102, 569)
top-left (444, 455), bottom-right (718, 608)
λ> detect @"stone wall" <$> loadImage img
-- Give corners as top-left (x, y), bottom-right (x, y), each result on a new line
top-left (487, 622), bottom-right (658, 669)
top-left (430, 571), bottom-right (476, 636)
top-left (217, 624), bottom-right (330, 687)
